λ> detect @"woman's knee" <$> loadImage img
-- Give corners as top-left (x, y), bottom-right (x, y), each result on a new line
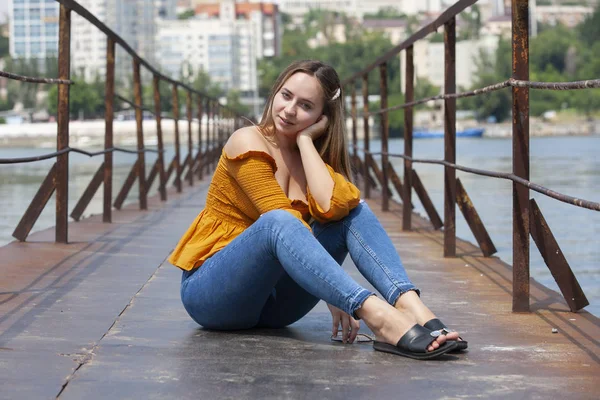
top-left (258, 210), bottom-right (305, 234)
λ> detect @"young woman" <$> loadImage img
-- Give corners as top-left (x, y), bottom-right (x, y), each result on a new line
top-left (169, 60), bottom-right (466, 360)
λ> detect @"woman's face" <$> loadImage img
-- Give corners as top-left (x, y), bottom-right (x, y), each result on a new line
top-left (271, 72), bottom-right (325, 137)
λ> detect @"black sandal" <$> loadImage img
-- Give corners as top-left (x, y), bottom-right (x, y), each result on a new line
top-left (373, 324), bottom-right (458, 360)
top-left (424, 318), bottom-right (468, 352)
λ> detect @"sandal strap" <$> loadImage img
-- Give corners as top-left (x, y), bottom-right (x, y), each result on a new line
top-left (397, 324), bottom-right (437, 353)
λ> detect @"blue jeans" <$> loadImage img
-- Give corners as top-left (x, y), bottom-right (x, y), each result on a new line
top-left (180, 202), bottom-right (418, 330)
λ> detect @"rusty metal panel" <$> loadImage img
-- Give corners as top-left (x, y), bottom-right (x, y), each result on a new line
top-left (353, 154), bottom-right (377, 189)
top-left (362, 75), bottom-right (370, 198)
top-left (444, 17), bottom-right (457, 257)
top-left (512, 0), bottom-right (531, 312)
top-left (153, 75), bottom-right (167, 201)
top-left (456, 178), bottom-right (497, 256)
top-left (403, 46), bottom-right (414, 231)
top-left (529, 199), bottom-right (589, 312)
top-left (71, 163), bottom-right (105, 222)
top-left (56, 4), bottom-right (71, 243)
top-left (145, 159), bottom-right (160, 194)
top-left (13, 164), bottom-right (57, 241)
top-left (165, 157), bottom-right (176, 184)
top-left (412, 169), bottom-right (443, 230)
top-left (366, 154), bottom-right (393, 197)
top-left (132, 59), bottom-right (147, 210)
top-left (385, 160), bottom-right (413, 209)
top-left (186, 91), bottom-right (194, 186)
top-left (104, 37), bottom-right (115, 222)
top-left (379, 63), bottom-right (390, 211)
top-left (113, 161), bottom-right (139, 210)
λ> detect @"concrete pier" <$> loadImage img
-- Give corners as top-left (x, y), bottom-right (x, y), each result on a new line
top-left (1, 181), bottom-right (598, 399)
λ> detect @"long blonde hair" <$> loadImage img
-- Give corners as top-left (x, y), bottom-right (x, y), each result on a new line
top-left (258, 60), bottom-right (352, 180)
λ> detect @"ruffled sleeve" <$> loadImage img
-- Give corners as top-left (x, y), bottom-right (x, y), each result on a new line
top-left (306, 163), bottom-right (361, 224)
top-left (224, 150), bottom-right (311, 230)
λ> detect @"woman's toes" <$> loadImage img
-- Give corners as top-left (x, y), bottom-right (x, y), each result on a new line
top-left (446, 331), bottom-right (460, 341)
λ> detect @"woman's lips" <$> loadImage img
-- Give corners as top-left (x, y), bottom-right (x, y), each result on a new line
top-left (279, 116), bottom-right (294, 126)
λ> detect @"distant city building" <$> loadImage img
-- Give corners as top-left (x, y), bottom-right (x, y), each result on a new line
top-left (400, 35), bottom-right (500, 93)
top-left (156, 0), bottom-right (280, 96)
top-left (70, 0), bottom-right (156, 83)
top-left (156, 0), bottom-right (177, 19)
top-left (536, 5), bottom-right (593, 28)
top-left (9, 0), bottom-right (60, 62)
top-left (481, 14), bottom-right (511, 38)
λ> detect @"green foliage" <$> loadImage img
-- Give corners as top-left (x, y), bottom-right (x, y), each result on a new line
top-left (530, 24), bottom-right (577, 75)
top-left (226, 90), bottom-right (250, 115)
top-left (459, 37), bottom-right (512, 122)
top-left (177, 10), bottom-right (195, 20)
top-left (459, 5), bottom-right (482, 40)
top-left (47, 75), bottom-right (105, 119)
top-left (363, 7), bottom-right (406, 20)
top-left (578, 4), bottom-right (600, 47)
top-left (4, 57), bottom-right (42, 109)
top-left (0, 33), bottom-right (8, 59)
top-left (0, 96), bottom-right (14, 112)
top-left (0, 117), bottom-right (6, 124)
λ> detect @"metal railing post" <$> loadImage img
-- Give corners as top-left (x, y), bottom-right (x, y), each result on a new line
top-left (56, 4), bottom-right (71, 243)
top-left (153, 75), bottom-right (167, 201)
top-left (172, 84), bottom-right (182, 192)
top-left (197, 94), bottom-right (203, 180)
top-left (362, 75), bottom-right (370, 198)
top-left (103, 37), bottom-right (115, 221)
top-left (379, 63), bottom-right (390, 211)
top-left (186, 90), bottom-right (194, 186)
top-left (403, 46), bottom-right (414, 231)
top-left (512, 0), bottom-right (531, 312)
top-left (444, 17), bottom-right (457, 257)
top-left (133, 59), bottom-right (147, 210)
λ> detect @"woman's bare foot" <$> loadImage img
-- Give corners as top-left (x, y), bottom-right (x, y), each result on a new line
top-left (357, 296), bottom-right (448, 352)
top-left (394, 291), bottom-right (460, 342)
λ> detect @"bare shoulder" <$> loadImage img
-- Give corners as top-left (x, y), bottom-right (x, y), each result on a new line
top-left (223, 126), bottom-right (269, 158)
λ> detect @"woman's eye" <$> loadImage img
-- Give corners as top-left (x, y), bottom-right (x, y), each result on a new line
top-left (281, 92), bottom-right (290, 99)
top-left (301, 103), bottom-right (311, 110)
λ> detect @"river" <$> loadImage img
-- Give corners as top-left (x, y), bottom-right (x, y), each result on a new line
top-left (0, 136), bottom-right (599, 316)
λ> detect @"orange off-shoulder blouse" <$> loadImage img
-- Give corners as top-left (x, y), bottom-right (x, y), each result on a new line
top-left (168, 150), bottom-right (361, 271)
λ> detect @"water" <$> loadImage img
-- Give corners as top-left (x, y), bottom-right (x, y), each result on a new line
top-left (370, 136), bottom-right (600, 316)
top-left (1, 137), bottom-right (599, 315)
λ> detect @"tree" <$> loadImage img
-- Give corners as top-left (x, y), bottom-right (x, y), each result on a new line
top-left (4, 57), bottom-right (41, 109)
top-left (459, 5), bottom-right (482, 40)
top-left (363, 7), bottom-right (406, 20)
top-left (459, 37), bottom-right (512, 122)
top-left (0, 30), bottom-right (8, 59)
top-left (578, 5), bottom-right (600, 48)
top-left (177, 10), bottom-right (195, 20)
top-left (47, 75), bottom-right (105, 119)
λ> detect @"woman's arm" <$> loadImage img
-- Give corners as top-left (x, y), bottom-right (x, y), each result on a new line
top-left (297, 134), bottom-right (334, 212)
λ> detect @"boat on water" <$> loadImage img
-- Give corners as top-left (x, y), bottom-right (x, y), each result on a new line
top-left (412, 127), bottom-right (485, 139)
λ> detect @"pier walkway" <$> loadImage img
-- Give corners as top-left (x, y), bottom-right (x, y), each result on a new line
top-left (1, 181), bottom-right (598, 399)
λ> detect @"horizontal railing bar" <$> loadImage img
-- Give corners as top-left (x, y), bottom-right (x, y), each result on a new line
top-left (352, 146), bottom-right (600, 212)
top-left (114, 94), bottom-right (200, 122)
top-left (368, 78), bottom-right (600, 117)
top-left (0, 70), bottom-right (74, 85)
top-left (0, 146), bottom-right (163, 164)
top-left (341, 0), bottom-right (477, 85)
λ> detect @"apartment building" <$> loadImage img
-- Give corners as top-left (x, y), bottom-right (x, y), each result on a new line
top-left (156, 0), bottom-right (280, 95)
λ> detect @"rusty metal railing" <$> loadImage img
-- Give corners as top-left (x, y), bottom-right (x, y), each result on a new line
top-left (0, 0), bottom-right (247, 243)
top-left (342, 0), bottom-right (599, 313)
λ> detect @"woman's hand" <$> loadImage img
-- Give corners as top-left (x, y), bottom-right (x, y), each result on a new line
top-left (296, 115), bottom-right (329, 143)
top-left (327, 303), bottom-right (360, 344)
